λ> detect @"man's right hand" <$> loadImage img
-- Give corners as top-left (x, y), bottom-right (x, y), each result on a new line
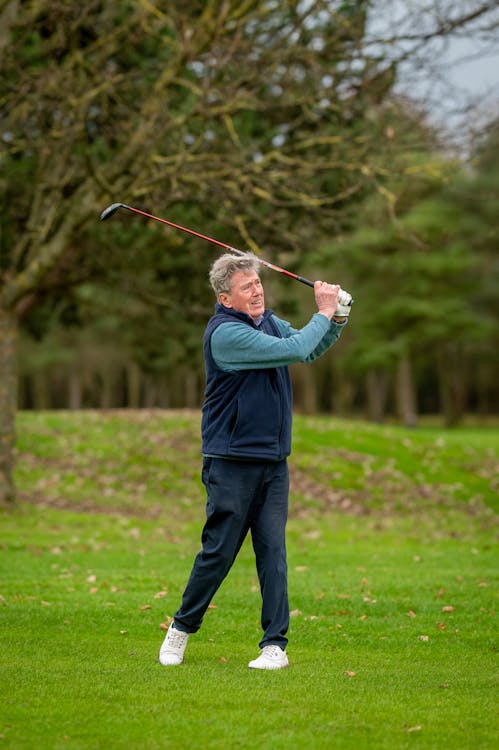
top-left (314, 281), bottom-right (340, 320)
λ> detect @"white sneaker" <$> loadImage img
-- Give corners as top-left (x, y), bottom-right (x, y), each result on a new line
top-left (248, 645), bottom-right (289, 670)
top-left (159, 623), bottom-right (189, 665)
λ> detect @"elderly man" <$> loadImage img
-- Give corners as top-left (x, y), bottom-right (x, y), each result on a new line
top-left (159, 252), bottom-right (349, 669)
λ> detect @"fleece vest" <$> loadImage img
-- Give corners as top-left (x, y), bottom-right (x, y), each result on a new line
top-left (201, 305), bottom-right (293, 460)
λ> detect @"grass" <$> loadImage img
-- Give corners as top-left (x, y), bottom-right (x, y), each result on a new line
top-left (1, 410), bottom-right (498, 749)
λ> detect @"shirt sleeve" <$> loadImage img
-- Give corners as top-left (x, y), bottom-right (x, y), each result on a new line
top-left (272, 315), bottom-right (347, 362)
top-left (211, 314), bottom-right (346, 371)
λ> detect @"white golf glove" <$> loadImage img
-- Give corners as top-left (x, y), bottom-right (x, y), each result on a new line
top-left (334, 303), bottom-right (351, 318)
top-left (338, 288), bottom-right (352, 306)
top-left (335, 288), bottom-right (353, 318)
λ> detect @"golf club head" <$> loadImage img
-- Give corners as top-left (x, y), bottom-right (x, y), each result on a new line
top-left (99, 203), bottom-right (129, 221)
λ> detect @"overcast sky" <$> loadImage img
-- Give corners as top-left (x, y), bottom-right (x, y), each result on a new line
top-left (367, 4), bottom-right (499, 149)
top-left (413, 35), bottom-right (499, 109)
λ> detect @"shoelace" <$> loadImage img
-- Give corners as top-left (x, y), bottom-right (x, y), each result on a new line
top-left (262, 645), bottom-right (282, 658)
top-left (166, 629), bottom-right (188, 649)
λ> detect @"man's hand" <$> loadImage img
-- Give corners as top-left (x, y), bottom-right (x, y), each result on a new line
top-left (314, 281), bottom-right (341, 320)
top-left (338, 289), bottom-right (352, 306)
top-left (333, 289), bottom-right (352, 322)
top-left (333, 302), bottom-right (350, 321)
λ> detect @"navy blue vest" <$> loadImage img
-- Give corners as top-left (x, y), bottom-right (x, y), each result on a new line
top-left (201, 304), bottom-right (292, 460)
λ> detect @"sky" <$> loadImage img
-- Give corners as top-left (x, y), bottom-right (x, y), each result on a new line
top-left (409, 36), bottom-right (499, 118)
top-left (366, 2), bottom-right (499, 149)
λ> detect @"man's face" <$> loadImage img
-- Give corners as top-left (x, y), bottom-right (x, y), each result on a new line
top-left (219, 270), bottom-right (265, 321)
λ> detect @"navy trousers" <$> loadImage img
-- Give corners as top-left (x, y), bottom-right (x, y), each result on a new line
top-left (174, 457), bottom-right (290, 649)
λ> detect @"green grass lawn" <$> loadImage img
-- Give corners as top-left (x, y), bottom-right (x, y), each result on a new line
top-left (1, 411), bottom-right (498, 749)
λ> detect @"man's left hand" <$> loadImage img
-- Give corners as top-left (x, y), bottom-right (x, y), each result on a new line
top-left (333, 302), bottom-right (351, 322)
top-left (338, 289), bottom-right (352, 306)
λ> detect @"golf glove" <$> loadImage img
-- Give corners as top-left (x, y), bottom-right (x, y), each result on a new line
top-left (334, 287), bottom-right (352, 318)
top-left (334, 302), bottom-right (351, 318)
top-left (338, 288), bottom-right (352, 306)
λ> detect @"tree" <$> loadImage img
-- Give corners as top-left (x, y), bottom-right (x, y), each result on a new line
top-left (2, 1), bottom-right (498, 501)
top-left (0, 0), bottom-right (399, 502)
top-left (317, 107), bottom-right (499, 426)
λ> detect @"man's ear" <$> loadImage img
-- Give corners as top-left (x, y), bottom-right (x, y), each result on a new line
top-left (219, 292), bottom-right (232, 308)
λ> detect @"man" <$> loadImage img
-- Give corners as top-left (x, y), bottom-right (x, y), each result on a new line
top-left (159, 252), bottom-right (349, 669)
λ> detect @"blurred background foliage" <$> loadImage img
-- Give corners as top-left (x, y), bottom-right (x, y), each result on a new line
top-left (1, 0), bottom-right (498, 432)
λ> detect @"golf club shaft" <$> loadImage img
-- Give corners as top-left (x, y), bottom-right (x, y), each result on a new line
top-left (100, 202), bottom-right (350, 298)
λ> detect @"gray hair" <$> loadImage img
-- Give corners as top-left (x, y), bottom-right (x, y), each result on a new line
top-left (209, 252), bottom-right (261, 297)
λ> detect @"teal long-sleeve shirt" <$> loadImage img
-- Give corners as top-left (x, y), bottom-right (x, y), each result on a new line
top-left (210, 312), bottom-right (346, 371)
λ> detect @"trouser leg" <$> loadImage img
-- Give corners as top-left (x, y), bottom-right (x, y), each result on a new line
top-left (251, 460), bottom-right (289, 650)
top-left (174, 458), bottom-right (256, 633)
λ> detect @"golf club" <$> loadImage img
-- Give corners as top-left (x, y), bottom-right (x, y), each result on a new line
top-left (100, 202), bottom-right (353, 305)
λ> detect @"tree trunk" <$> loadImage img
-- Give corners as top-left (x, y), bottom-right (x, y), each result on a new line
top-left (366, 369), bottom-right (389, 423)
top-left (126, 362), bottom-right (142, 408)
top-left (290, 365), bottom-right (319, 414)
top-left (0, 305), bottom-right (17, 503)
top-left (99, 369), bottom-right (114, 409)
top-left (68, 368), bottom-right (82, 410)
top-left (436, 343), bottom-right (466, 427)
top-left (143, 375), bottom-right (157, 408)
top-left (32, 371), bottom-right (51, 409)
top-left (395, 352), bottom-right (417, 427)
top-left (183, 368), bottom-right (199, 408)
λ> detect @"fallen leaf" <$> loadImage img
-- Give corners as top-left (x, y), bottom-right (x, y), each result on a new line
top-left (87, 575), bottom-right (97, 583)
top-left (154, 591), bottom-right (168, 599)
top-left (407, 610), bottom-right (416, 618)
top-left (220, 656), bottom-right (228, 663)
top-left (407, 725), bottom-right (422, 733)
top-left (290, 609), bottom-right (302, 617)
top-left (304, 530), bottom-right (321, 540)
top-left (120, 630), bottom-right (128, 635)
top-left (208, 604), bottom-right (217, 610)
top-left (139, 604), bottom-right (152, 611)
top-left (344, 671), bottom-right (356, 677)
top-left (418, 635), bottom-right (429, 641)
top-left (442, 605), bottom-right (455, 612)
top-left (359, 614), bottom-right (368, 621)
top-left (437, 622), bottom-right (446, 630)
